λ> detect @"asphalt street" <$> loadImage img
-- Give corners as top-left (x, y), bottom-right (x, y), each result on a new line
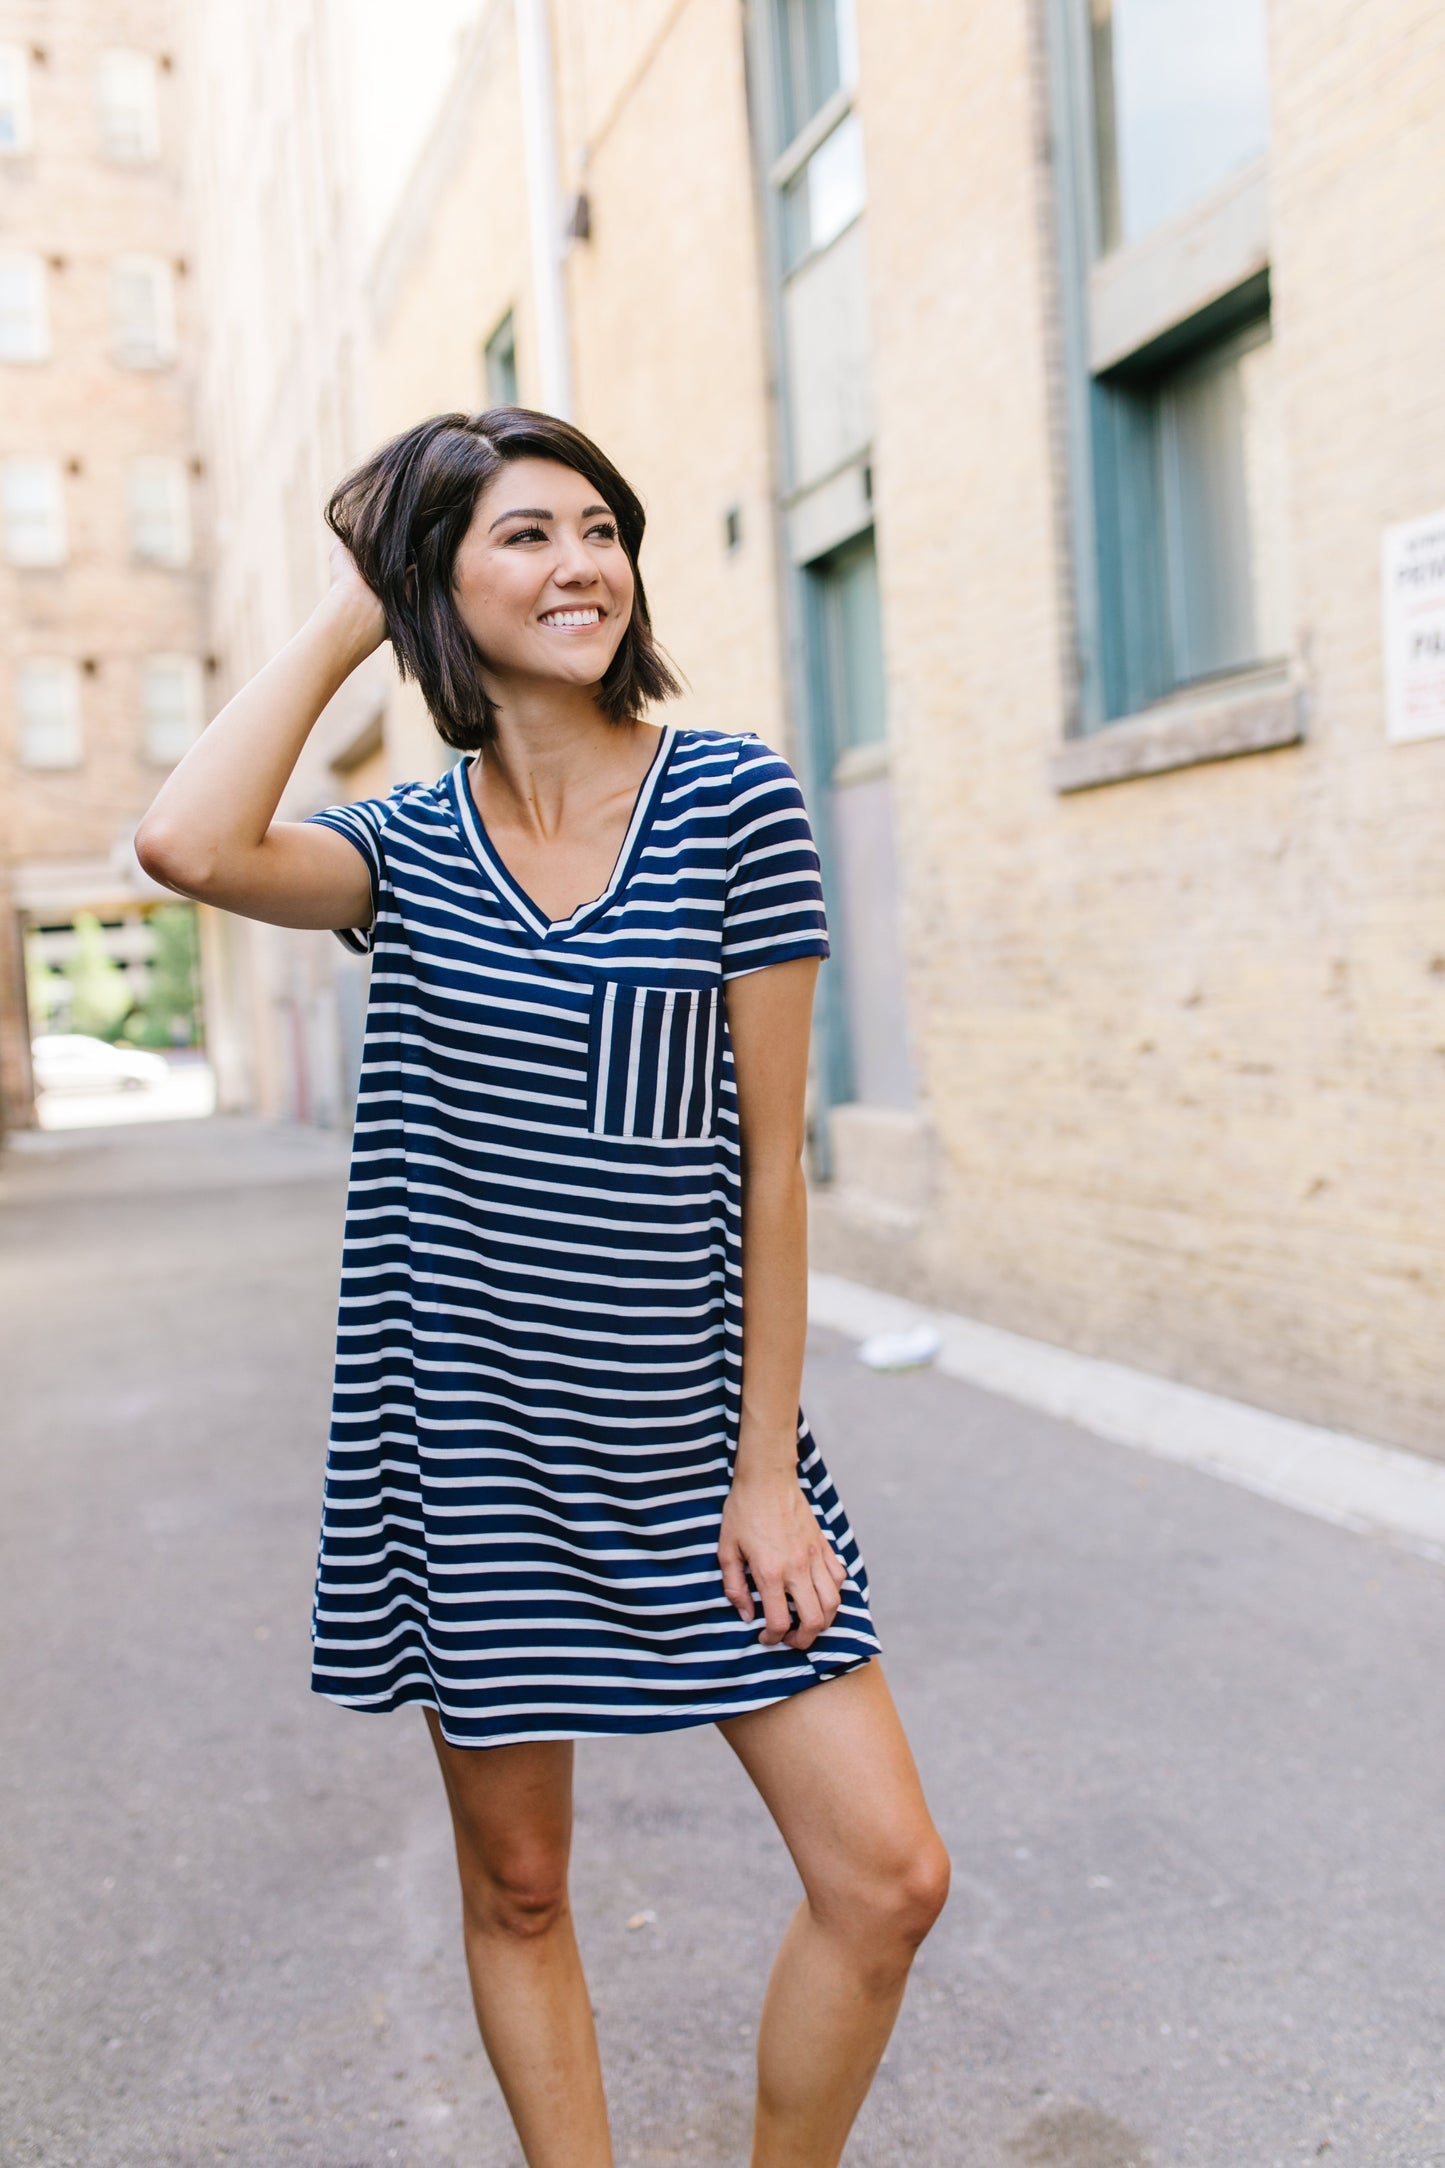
top-left (2, 1116), bottom-right (1443, 2168)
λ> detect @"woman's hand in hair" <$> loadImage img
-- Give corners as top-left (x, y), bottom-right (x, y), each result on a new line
top-left (325, 538), bottom-right (388, 660)
top-left (133, 539), bottom-right (387, 931)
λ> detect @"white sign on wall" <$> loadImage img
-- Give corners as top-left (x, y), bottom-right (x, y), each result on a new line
top-left (1383, 508), bottom-right (1445, 743)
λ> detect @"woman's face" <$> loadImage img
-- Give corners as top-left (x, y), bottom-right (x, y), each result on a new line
top-left (451, 456), bottom-right (636, 695)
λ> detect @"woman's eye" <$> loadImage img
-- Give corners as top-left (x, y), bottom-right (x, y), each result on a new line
top-left (504, 525), bottom-right (546, 545)
top-left (588, 521), bottom-right (618, 542)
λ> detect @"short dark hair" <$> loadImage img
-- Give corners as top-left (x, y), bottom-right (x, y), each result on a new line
top-left (325, 407), bottom-right (682, 749)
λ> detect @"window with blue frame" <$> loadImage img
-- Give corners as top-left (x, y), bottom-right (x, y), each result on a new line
top-left (1055, 0), bottom-right (1290, 728)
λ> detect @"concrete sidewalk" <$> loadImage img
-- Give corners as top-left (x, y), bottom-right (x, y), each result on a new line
top-left (2, 1117), bottom-right (1443, 2167)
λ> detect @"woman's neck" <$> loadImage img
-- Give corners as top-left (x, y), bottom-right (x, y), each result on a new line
top-left (474, 681), bottom-right (659, 844)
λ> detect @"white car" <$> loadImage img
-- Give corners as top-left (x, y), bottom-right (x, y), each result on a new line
top-left (31, 1034), bottom-right (171, 1095)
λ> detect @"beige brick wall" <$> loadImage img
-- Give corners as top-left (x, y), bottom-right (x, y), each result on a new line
top-left (367, 0), bottom-right (788, 764)
top-left (0, 0), bottom-right (207, 1121)
top-left (557, 0), bottom-right (788, 748)
top-left (0, 0), bottom-right (206, 863)
top-left (847, 0), bottom-right (1445, 1451)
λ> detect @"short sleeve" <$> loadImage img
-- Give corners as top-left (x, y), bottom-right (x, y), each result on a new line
top-left (304, 785), bottom-right (409, 955)
top-left (720, 736), bottom-right (831, 980)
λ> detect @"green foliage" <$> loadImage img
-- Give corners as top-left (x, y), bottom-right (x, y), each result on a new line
top-left (65, 913), bottom-right (132, 1040)
top-left (128, 905), bottom-right (202, 1048)
top-left (24, 933), bottom-right (63, 1034)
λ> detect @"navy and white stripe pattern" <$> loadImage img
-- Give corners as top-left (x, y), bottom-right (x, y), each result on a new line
top-left (587, 981), bottom-right (721, 1139)
top-left (305, 726), bottom-right (880, 1748)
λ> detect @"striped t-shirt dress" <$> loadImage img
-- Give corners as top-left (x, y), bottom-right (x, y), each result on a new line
top-left (306, 724), bottom-right (881, 1748)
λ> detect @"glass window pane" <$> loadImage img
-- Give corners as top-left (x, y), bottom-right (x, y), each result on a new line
top-left (1160, 319), bottom-right (1285, 683)
top-left (774, 0), bottom-right (842, 147)
top-left (807, 110), bottom-right (865, 253)
top-left (129, 457), bottom-right (190, 564)
top-left (1091, 0), bottom-right (1270, 252)
top-left (142, 656), bottom-right (204, 764)
top-left (112, 256), bottom-right (175, 366)
top-left (813, 528), bottom-right (887, 763)
top-left (18, 661), bottom-right (83, 767)
top-left (97, 50), bottom-right (160, 161)
top-left (2, 457), bottom-right (65, 564)
top-left (0, 253), bottom-right (48, 359)
top-left (781, 110), bottom-right (866, 269)
top-left (0, 45), bottom-right (32, 153)
top-left (484, 311), bottom-right (518, 406)
top-left (1236, 328), bottom-right (1291, 663)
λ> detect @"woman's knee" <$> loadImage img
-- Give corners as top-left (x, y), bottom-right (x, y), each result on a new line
top-left (820, 1828), bottom-right (951, 1959)
top-left (459, 1842), bottom-right (571, 1941)
top-left (889, 1832), bottom-right (951, 1948)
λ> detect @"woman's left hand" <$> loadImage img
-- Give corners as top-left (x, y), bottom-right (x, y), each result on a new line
top-left (718, 1461), bottom-right (849, 1651)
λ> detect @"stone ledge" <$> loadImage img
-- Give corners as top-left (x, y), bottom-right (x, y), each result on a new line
top-left (1052, 679), bottom-right (1306, 794)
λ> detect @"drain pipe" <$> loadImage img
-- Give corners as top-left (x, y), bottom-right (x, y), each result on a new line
top-left (514, 0), bottom-right (573, 419)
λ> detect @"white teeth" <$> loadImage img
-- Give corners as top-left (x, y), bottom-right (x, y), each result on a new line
top-left (541, 608), bottom-right (601, 626)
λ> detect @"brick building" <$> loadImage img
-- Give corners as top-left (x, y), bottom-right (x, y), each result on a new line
top-left (0, 0), bottom-right (208, 1127)
top-left (193, 0), bottom-right (1445, 1452)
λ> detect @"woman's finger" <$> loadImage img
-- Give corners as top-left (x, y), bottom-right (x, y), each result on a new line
top-left (782, 1567), bottom-right (826, 1651)
top-left (756, 1571), bottom-right (794, 1646)
top-left (719, 1536), bottom-right (754, 1622)
top-left (809, 1550), bottom-right (842, 1631)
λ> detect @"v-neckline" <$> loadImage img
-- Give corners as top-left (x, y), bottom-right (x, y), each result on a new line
top-left (449, 726), bottom-right (677, 942)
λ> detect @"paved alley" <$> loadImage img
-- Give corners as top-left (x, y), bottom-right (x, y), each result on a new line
top-left (2, 1118), bottom-right (1443, 2168)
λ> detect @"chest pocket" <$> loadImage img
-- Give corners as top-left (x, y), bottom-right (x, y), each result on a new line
top-left (587, 981), bottom-right (722, 1140)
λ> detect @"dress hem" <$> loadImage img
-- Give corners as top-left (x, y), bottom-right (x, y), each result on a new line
top-left (310, 1645), bottom-right (880, 1751)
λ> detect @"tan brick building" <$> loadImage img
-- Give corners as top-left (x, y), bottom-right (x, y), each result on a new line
top-left (0, 0), bottom-right (208, 1125)
top-left (191, 0), bottom-right (1445, 1452)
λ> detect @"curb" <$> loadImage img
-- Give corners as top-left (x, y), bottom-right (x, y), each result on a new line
top-left (808, 1271), bottom-right (1445, 1565)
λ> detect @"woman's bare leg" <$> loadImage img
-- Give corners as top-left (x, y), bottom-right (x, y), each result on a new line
top-left (424, 1709), bottom-right (612, 2168)
top-left (718, 1661), bottom-right (950, 2168)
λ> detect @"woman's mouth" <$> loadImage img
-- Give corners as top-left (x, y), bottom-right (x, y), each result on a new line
top-left (539, 607), bottom-right (604, 630)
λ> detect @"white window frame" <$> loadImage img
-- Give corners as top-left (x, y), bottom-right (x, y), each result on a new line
top-left (141, 654), bottom-right (204, 765)
top-left (17, 659), bottom-right (83, 768)
top-left (128, 456), bottom-right (191, 566)
top-left (0, 43), bottom-right (31, 155)
top-left (96, 48), bottom-right (160, 162)
top-left (0, 252), bottom-right (49, 362)
top-left (2, 457), bottom-right (66, 566)
top-left (111, 255), bottom-right (176, 369)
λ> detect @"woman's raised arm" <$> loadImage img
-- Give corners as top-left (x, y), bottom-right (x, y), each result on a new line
top-left (134, 546), bottom-right (387, 933)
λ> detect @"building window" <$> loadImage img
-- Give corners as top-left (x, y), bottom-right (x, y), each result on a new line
top-left (772, 0), bottom-right (857, 146)
top-left (0, 44), bottom-right (32, 154)
top-left (1156, 316), bottom-right (1287, 683)
top-left (0, 253), bottom-right (48, 361)
top-left (2, 457), bottom-right (66, 565)
top-left (1050, 0), bottom-right (1285, 727)
top-left (781, 107), bottom-right (865, 268)
top-left (766, 0), bottom-right (871, 496)
top-left (1090, 0), bottom-right (1270, 252)
top-left (807, 528), bottom-right (886, 764)
top-left (142, 655), bottom-right (204, 765)
top-left (483, 311), bottom-right (518, 406)
top-left (96, 49), bottom-right (160, 162)
top-left (128, 456), bottom-right (191, 565)
top-left (17, 660), bottom-right (82, 768)
top-left (111, 256), bottom-right (176, 368)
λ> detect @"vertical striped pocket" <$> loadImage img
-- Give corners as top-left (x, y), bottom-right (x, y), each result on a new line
top-left (587, 981), bottom-right (722, 1140)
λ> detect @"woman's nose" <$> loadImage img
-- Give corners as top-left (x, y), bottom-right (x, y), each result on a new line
top-left (552, 533), bottom-right (599, 583)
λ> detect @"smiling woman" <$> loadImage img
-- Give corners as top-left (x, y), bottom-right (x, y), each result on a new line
top-left (324, 407), bottom-right (681, 746)
top-left (132, 404), bottom-right (946, 2168)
